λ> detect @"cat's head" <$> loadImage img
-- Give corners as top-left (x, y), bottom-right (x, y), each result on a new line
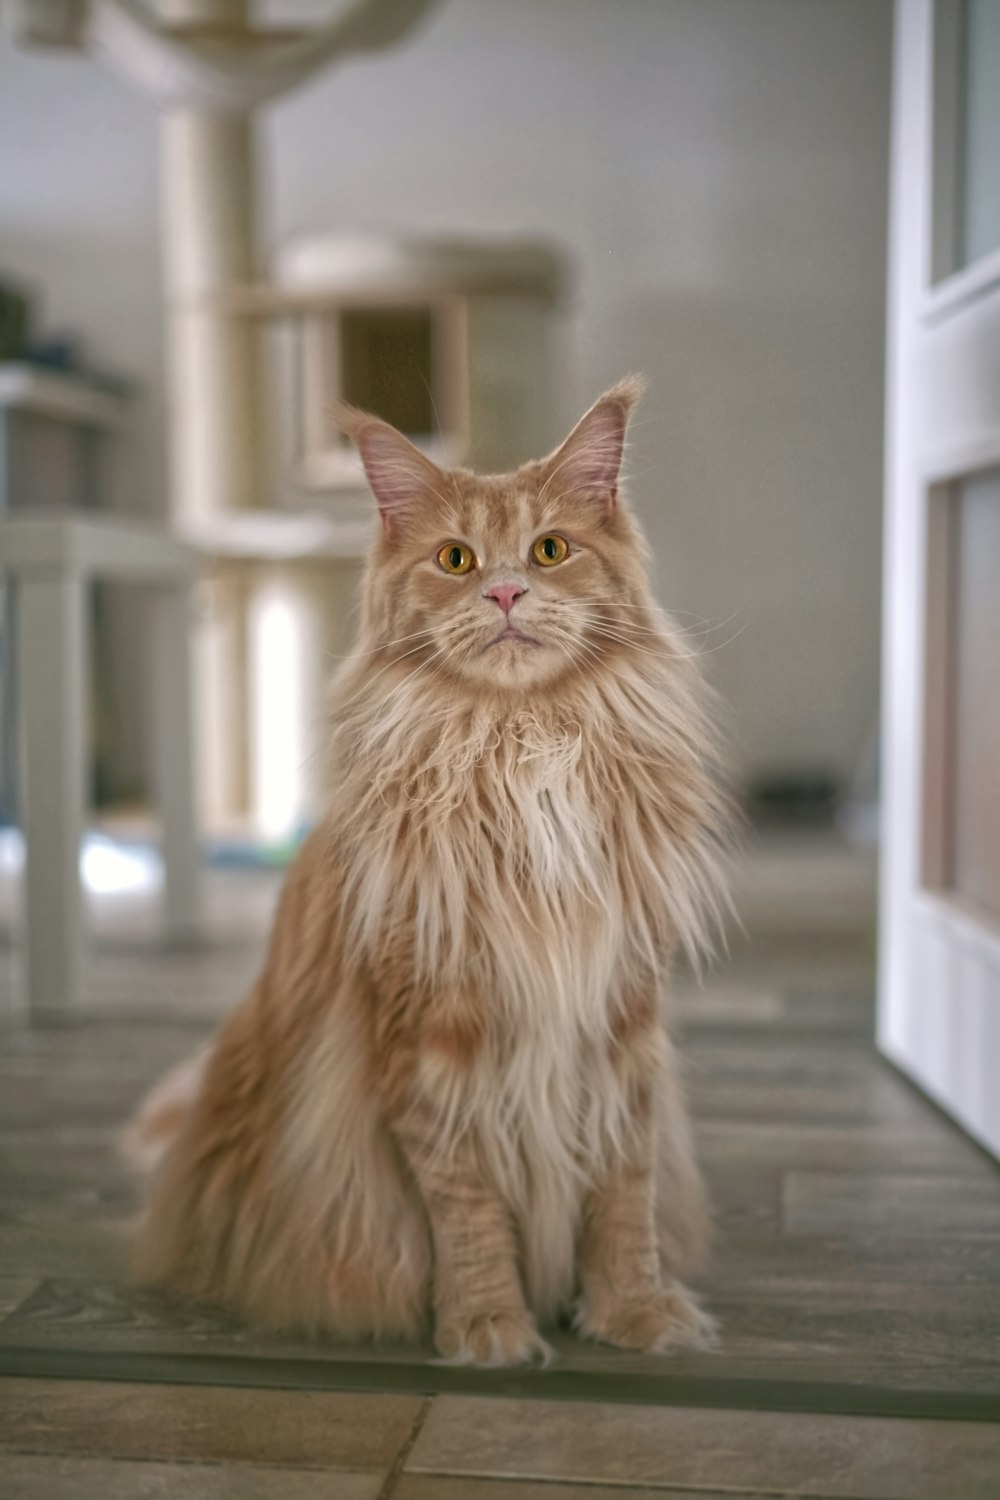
top-left (342, 377), bottom-right (653, 692)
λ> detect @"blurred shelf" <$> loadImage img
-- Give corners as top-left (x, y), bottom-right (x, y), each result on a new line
top-left (217, 233), bottom-right (567, 316)
top-left (731, 828), bottom-right (879, 939)
top-left (0, 363), bottom-right (129, 430)
top-left (181, 509), bottom-right (374, 563)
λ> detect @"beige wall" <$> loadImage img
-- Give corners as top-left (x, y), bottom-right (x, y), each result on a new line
top-left (0, 0), bottom-right (892, 789)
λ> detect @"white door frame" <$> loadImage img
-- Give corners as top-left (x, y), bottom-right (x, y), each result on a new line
top-left (879, 0), bottom-right (1000, 1158)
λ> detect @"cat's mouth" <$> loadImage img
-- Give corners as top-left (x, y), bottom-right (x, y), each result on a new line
top-left (489, 625), bottom-right (542, 649)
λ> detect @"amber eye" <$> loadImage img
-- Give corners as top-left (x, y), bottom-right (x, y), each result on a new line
top-left (531, 533), bottom-right (569, 567)
top-left (437, 541), bottom-right (475, 575)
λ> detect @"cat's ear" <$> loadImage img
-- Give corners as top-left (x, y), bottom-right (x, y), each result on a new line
top-left (336, 406), bottom-right (448, 536)
top-left (541, 375), bottom-right (646, 511)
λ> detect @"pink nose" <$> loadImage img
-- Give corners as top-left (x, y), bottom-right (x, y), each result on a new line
top-left (485, 582), bottom-right (527, 615)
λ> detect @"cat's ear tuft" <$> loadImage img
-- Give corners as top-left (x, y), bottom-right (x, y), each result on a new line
top-left (334, 404), bottom-right (447, 536)
top-left (542, 374), bottom-right (646, 511)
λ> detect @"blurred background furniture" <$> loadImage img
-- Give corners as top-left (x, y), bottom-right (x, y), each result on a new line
top-left (0, 360), bottom-right (132, 823)
top-left (5, 0), bottom-right (461, 855)
top-left (0, 514), bottom-right (200, 1020)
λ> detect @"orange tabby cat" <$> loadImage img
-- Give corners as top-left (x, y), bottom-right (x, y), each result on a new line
top-left (126, 377), bottom-right (731, 1366)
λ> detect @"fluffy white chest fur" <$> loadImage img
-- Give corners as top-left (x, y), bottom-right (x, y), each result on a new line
top-left (344, 702), bottom-right (638, 1004)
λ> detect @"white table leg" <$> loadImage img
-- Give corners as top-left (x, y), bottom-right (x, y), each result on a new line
top-left (148, 584), bottom-right (201, 943)
top-left (18, 574), bottom-right (88, 1019)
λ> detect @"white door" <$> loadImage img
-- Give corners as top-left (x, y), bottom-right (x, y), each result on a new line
top-left (880, 0), bottom-right (1000, 1158)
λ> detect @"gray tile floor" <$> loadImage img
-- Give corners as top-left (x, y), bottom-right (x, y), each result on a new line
top-left (0, 837), bottom-right (998, 1496)
top-left (2, 1382), bottom-right (999, 1499)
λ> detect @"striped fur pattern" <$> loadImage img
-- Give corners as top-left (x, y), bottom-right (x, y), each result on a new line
top-left (128, 378), bottom-right (732, 1365)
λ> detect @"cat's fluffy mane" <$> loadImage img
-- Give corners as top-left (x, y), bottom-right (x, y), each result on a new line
top-left (334, 624), bottom-right (728, 1006)
top-left (126, 377), bottom-right (733, 1363)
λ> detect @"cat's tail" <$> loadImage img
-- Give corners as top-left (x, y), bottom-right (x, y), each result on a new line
top-left (121, 1049), bottom-right (209, 1174)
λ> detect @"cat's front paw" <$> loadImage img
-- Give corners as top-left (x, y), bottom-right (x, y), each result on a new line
top-left (435, 1307), bottom-right (553, 1368)
top-left (575, 1282), bottom-right (717, 1354)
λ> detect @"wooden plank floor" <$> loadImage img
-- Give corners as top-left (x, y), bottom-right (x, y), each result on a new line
top-left (1, 854), bottom-right (1000, 1496)
top-left (0, 865), bottom-right (998, 1419)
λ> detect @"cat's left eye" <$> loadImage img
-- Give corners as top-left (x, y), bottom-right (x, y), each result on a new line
top-left (531, 533), bottom-right (570, 567)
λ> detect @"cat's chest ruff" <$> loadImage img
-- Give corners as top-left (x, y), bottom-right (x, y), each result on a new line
top-left (348, 709), bottom-right (664, 995)
top-left (456, 752), bottom-right (608, 891)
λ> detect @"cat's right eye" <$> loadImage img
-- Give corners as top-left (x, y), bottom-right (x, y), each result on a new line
top-left (437, 542), bottom-right (476, 575)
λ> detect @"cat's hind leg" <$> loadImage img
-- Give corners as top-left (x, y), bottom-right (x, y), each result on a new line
top-left (121, 1049), bottom-right (210, 1173)
top-left (655, 1032), bottom-right (712, 1281)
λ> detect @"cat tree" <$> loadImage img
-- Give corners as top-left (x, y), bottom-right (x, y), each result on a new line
top-left (10, 0), bottom-right (440, 837)
top-left (11, 1), bottom-right (567, 843)
top-left (10, 0), bottom-right (441, 530)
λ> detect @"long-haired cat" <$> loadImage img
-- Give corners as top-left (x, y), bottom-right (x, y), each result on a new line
top-left (126, 377), bottom-right (731, 1366)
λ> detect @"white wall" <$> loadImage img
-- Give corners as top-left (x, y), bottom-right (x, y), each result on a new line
top-left (0, 0), bottom-right (892, 788)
